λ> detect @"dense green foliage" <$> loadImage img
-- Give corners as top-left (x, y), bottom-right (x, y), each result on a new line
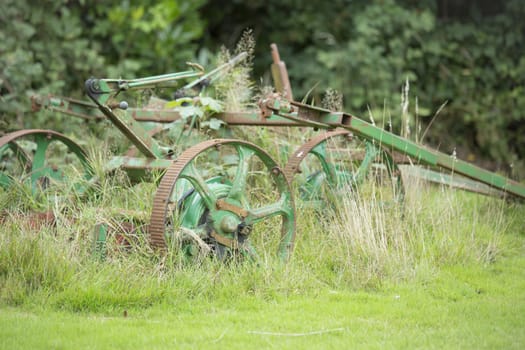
top-left (0, 0), bottom-right (205, 130)
top-left (203, 0), bottom-right (525, 177)
top-left (1, 0), bottom-right (524, 176)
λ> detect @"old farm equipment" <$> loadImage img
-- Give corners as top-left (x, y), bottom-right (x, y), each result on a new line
top-left (1, 44), bottom-right (524, 262)
top-left (2, 52), bottom-right (297, 260)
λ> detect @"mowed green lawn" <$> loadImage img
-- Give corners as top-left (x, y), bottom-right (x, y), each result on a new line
top-left (2, 254), bottom-right (524, 349)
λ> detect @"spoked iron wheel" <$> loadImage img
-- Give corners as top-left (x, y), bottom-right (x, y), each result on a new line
top-left (284, 129), bottom-right (404, 207)
top-left (149, 139), bottom-right (296, 262)
top-left (0, 129), bottom-right (92, 192)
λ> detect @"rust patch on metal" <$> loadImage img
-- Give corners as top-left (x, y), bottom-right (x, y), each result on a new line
top-left (216, 199), bottom-right (248, 218)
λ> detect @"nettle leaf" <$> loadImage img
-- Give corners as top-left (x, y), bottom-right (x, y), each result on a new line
top-left (178, 105), bottom-right (204, 120)
top-left (199, 97), bottom-right (223, 113)
top-left (202, 118), bottom-right (225, 130)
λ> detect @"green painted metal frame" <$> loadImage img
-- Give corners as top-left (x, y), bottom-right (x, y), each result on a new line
top-left (250, 97), bottom-right (525, 200)
top-left (29, 46), bottom-right (524, 201)
top-left (21, 53), bottom-right (250, 191)
top-left (81, 52), bottom-right (249, 163)
top-left (85, 78), bottom-right (173, 160)
top-left (400, 165), bottom-right (505, 197)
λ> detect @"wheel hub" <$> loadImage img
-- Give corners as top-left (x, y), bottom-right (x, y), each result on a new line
top-left (215, 211), bottom-right (241, 234)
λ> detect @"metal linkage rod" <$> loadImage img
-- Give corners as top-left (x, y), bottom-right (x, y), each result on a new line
top-left (106, 70), bottom-right (202, 91)
top-left (182, 52), bottom-right (248, 90)
top-left (85, 79), bottom-right (166, 159)
top-left (32, 94), bottom-right (182, 123)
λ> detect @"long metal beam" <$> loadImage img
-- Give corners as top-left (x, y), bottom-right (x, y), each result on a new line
top-left (344, 116), bottom-right (525, 199)
top-left (31, 95), bottom-right (182, 123)
top-left (258, 98), bottom-right (525, 200)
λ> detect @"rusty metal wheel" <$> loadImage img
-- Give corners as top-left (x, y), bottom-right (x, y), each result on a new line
top-left (284, 129), bottom-right (404, 206)
top-left (149, 139), bottom-right (296, 261)
top-left (0, 129), bottom-right (92, 192)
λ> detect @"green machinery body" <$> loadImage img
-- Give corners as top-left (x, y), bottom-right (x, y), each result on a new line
top-left (2, 45), bottom-right (523, 262)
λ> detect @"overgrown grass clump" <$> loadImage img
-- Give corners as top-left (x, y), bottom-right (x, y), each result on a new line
top-left (306, 181), bottom-right (519, 289)
top-left (0, 163), bottom-right (522, 313)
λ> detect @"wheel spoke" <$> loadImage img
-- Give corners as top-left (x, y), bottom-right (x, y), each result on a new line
top-left (180, 162), bottom-right (217, 210)
top-left (228, 144), bottom-right (255, 201)
top-left (283, 130), bottom-right (351, 199)
top-left (4, 142), bottom-right (31, 169)
top-left (244, 193), bottom-right (291, 225)
top-left (169, 179), bottom-right (192, 203)
top-left (352, 141), bottom-right (379, 185)
top-left (1, 141), bottom-right (33, 184)
top-left (311, 141), bottom-right (338, 185)
top-left (30, 134), bottom-right (51, 188)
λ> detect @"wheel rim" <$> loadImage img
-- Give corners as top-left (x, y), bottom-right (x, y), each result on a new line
top-left (149, 139), bottom-right (296, 262)
top-left (0, 129), bottom-right (92, 193)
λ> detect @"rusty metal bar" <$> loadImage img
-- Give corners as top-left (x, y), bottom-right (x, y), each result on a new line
top-left (32, 95), bottom-right (182, 123)
top-left (270, 44), bottom-right (293, 101)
